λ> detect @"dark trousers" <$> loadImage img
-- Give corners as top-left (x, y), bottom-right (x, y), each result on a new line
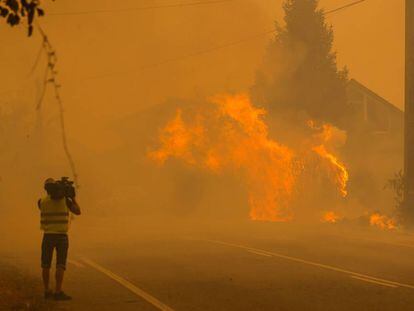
top-left (41, 233), bottom-right (69, 270)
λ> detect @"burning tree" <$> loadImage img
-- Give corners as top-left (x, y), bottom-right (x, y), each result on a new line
top-left (252, 0), bottom-right (349, 127)
top-left (150, 94), bottom-right (349, 222)
top-left (148, 0), bottom-right (352, 222)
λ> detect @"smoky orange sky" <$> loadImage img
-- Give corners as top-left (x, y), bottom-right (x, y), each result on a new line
top-left (0, 0), bottom-right (405, 150)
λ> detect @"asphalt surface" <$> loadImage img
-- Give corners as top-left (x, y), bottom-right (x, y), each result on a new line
top-left (4, 226), bottom-right (414, 311)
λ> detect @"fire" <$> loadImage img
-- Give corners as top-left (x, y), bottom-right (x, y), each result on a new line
top-left (321, 211), bottom-right (341, 223)
top-left (309, 122), bottom-right (349, 197)
top-left (149, 109), bottom-right (204, 165)
top-left (150, 94), bottom-right (296, 221)
top-left (369, 213), bottom-right (397, 230)
top-left (150, 94), bottom-right (348, 222)
top-left (312, 145), bottom-right (348, 197)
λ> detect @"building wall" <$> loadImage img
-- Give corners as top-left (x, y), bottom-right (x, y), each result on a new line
top-left (345, 81), bottom-right (403, 213)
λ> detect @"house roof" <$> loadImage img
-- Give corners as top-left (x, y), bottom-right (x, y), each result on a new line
top-left (347, 79), bottom-right (403, 115)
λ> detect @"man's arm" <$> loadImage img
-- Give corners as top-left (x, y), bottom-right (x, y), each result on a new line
top-left (66, 197), bottom-right (81, 215)
top-left (37, 199), bottom-right (41, 210)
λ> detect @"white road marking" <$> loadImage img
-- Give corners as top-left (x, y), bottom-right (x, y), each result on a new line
top-left (329, 233), bottom-right (414, 250)
top-left (81, 257), bottom-right (175, 311)
top-left (361, 238), bottom-right (414, 250)
top-left (204, 239), bottom-right (414, 290)
top-left (68, 259), bottom-right (85, 268)
top-left (351, 276), bottom-right (398, 288)
top-left (248, 250), bottom-right (273, 257)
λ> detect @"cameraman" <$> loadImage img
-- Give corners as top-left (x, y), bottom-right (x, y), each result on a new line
top-left (38, 178), bottom-right (81, 301)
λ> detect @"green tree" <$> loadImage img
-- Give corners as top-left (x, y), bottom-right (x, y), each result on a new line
top-left (253, 0), bottom-right (349, 127)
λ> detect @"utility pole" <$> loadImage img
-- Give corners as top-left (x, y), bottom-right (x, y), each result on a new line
top-left (404, 0), bottom-right (414, 225)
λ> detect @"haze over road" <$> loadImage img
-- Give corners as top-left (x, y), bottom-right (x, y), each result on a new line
top-left (5, 224), bottom-right (414, 311)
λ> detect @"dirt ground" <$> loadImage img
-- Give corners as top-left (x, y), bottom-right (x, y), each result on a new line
top-left (0, 262), bottom-right (55, 311)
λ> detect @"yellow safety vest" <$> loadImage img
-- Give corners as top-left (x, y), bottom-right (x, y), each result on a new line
top-left (39, 196), bottom-right (70, 233)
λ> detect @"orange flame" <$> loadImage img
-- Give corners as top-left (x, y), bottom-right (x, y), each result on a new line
top-left (321, 211), bottom-right (341, 223)
top-left (369, 213), bottom-right (397, 230)
top-left (312, 145), bottom-right (348, 197)
top-left (150, 94), bottom-right (348, 222)
top-left (149, 109), bottom-right (204, 165)
top-left (309, 122), bottom-right (349, 197)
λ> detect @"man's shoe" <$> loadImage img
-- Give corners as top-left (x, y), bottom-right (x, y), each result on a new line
top-left (44, 291), bottom-right (54, 300)
top-left (54, 291), bottom-right (72, 301)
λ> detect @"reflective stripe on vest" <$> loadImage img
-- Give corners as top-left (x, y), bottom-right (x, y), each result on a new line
top-left (39, 196), bottom-right (70, 233)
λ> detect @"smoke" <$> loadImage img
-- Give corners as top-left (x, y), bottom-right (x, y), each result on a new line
top-left (0, 0), bottom-right (406, 251)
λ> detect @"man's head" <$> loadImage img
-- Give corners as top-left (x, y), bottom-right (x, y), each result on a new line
top-left (44, 178), bottom-right (64, 200)
top-left (44, 178), bottom-right (55, 187)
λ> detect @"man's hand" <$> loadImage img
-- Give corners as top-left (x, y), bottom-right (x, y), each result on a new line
top-left (66, 197), bottom-right (81, 215)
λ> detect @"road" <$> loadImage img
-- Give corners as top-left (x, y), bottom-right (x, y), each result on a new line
top-left (4, 224), bottom-right (414, 310)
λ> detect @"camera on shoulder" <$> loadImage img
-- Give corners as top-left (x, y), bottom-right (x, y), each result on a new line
top-left (45, 177), bottom-right (76, 200)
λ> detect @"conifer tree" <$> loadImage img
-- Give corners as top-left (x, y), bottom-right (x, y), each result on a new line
top-left (253, 0), bottom-right (349, 127)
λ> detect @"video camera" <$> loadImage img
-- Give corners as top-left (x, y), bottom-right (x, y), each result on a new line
top-left (45, 177), bottom-right (76, 200)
